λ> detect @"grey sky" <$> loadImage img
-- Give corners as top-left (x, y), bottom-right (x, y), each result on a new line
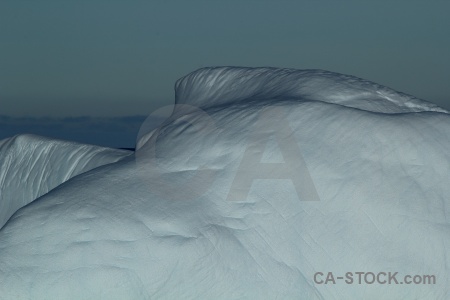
top-left (1, 0), bottom-right (449, 117)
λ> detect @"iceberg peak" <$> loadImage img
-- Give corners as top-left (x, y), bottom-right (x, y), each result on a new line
top-left (174, 67), bottom-right (448, 114)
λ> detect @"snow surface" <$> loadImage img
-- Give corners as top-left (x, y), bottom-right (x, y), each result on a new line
top-left (0, 67), bottom-right (449, 299)
top-left (0, 134), bottom-right (132, 228)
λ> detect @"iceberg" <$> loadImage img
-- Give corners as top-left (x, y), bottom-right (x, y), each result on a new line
top-left (0, 67), bottom-right (449, 299)
top-left (0, 134), bottom-right (132, 229)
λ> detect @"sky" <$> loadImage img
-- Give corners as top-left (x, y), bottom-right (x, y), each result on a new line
top-left (1, 0), bottom-right (449, 147)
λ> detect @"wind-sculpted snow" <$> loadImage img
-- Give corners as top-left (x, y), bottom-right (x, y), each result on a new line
top-left (0, 67), bottom-right (449, 299)
top-left (0, 134), bottom-right (132, 228)
top-left (174, 67), bottom-right (448, 113)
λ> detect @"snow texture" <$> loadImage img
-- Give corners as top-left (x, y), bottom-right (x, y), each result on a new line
top-left (0, 134), bottom-right (132, 228)
top-left (0, 67), bottom-right (449, 299)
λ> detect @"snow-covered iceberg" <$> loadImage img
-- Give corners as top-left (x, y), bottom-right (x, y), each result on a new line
top-left (0, 67), bottom-right (449, 299)
top-left (0, 134), bottom-right (132, 229)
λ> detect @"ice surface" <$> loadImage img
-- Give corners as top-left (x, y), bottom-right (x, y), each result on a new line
top-left (0, 67), bottom-right (449, 299)
top-left (174, 67), bottom-right (448, 113)
top-left (0, 134), bottom-right (132, 228)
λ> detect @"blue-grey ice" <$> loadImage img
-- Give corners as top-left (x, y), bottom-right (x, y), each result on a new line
top-left (0, 67), bottom-right (449, 299)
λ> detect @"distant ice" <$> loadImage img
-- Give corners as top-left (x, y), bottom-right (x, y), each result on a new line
top-left (0, 67), bottom-right (449, 299)
top-left (0, 134), bottom-right (132, 228)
